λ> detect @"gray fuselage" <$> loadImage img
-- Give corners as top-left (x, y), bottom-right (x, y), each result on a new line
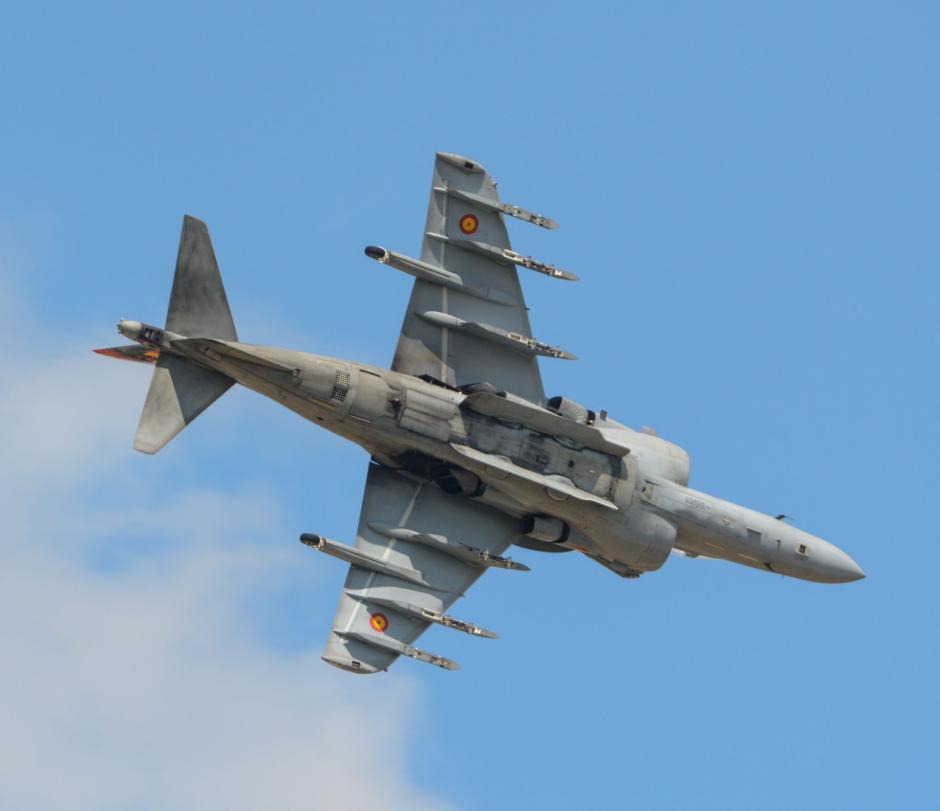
top-left (127, 320), bottom-right (863, 586)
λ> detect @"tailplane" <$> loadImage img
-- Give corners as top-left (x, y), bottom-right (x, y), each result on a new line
top-left (133, 354), bottom-right (233, 454)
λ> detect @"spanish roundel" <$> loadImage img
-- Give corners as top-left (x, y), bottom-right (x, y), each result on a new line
top-left (458, 213), bottom-right (479, 234)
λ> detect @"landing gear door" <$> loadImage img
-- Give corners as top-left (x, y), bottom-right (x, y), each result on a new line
top-left (747, 527), bottom-right (776, 559)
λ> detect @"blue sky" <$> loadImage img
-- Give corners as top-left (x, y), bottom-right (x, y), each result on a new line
top-left (2, 2), bottom-right (938, 808)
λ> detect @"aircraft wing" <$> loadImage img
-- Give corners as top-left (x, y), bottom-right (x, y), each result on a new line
top-left (315, 154), bottom-right (575, 673)
top-left (314, 462), bottom-right (526, 674)
top-left (385, 152), bottom-right (576, 405)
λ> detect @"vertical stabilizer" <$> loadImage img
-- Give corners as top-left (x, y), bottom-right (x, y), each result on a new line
top-left (166, 215), bottom-right (237, 340)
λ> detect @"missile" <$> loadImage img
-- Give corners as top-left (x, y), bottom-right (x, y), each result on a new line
top-left (367, 522), bottom-right (530, 570)
top-left (345, 591), bottom-right (499, 639)
top-left (300, 533), bottom-right (449, 590)
top-left (417, 310), bottom-right (576, 360)
top-left (435, 185), bottom-right (559, 229)
top-left (336, 629), bottom-right (459, 671)
top-left (364, 246), bottom-right (516, 306)
top-left (425, 232), bottom-right (578, 281)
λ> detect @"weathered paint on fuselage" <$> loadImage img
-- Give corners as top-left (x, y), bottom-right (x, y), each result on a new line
top-left (170, 338), bottom-right (864, 585)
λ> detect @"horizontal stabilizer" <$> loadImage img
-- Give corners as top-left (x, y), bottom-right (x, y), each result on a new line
top-left (93, 344), bottom-right (160, 364)
top-left (133, 355), bottom-right (233, 454)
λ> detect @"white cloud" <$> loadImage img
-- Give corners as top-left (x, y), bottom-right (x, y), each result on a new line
top-left (0, 291), bottom-right (449, 810)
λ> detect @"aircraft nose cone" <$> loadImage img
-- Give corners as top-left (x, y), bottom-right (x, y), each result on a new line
top-left (826, 547), bottom-right (866, 583)
top-left (840, 553), bottom-right (866, 582)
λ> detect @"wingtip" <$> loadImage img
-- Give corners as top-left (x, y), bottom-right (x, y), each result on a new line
top-left (321, 655), bottom-right (383, 675)
top-left (436, 151), bottom-right (486, 174)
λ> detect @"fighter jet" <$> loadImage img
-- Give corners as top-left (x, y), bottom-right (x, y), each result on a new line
top-left (96, 152), bottom-right (865, 674)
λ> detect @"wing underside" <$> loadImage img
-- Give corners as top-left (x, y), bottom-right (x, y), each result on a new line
top-left (389, 152), bottom-right (574, 404)
top-left (318, 462), bottom-right (525, 673)
top-left (319, 154), bottom-right (573, 674)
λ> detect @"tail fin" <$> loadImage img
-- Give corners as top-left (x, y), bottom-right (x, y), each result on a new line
top-left (132, 215), bottom-right (237, 454)
top-left (165, 215), bottom-right (237, 340)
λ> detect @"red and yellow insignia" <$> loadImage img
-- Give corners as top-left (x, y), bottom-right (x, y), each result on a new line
top-left (93, 347), bottom-right (160, 364)
top-left (370, 613), bottom-right (389, 633)
top-left (458, 213), bottom-right (479, 234)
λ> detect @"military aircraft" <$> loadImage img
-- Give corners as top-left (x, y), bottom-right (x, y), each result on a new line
top-left (97, 152), bottom-right (865, 674)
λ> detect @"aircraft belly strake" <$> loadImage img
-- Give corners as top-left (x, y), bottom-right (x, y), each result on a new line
top-left (97, 152), bottom-right (865, 675)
